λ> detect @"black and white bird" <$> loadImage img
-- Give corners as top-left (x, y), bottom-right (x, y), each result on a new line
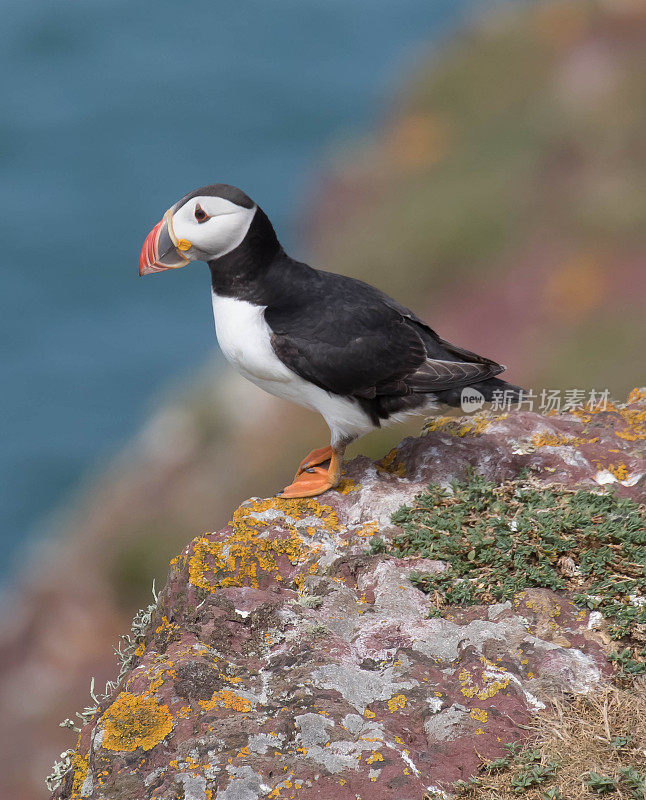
top-left (139, 184), bottom-right (521, 498)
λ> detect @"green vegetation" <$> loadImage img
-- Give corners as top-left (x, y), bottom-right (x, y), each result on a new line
top-left (444, 683), bottom-right (645, 800)
top-left (388, 469), bottom-right (645, 799)
top-left (454, 743), bottom-right (558, 795)
top-left (378, 470), bottom-right (645, 674)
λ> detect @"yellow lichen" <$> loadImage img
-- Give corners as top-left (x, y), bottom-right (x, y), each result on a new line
top-left (387, 694), bottom-right (408, 712)
top-left (366, 751), bottom-right (384, 764)
top-left (188, 497), bottom-right (339, 592)
top-left (337, 477), bottom-right (360, 494)
top-left (470, 707), bottom-right (488, 723)
top-left (521, 592), bottom-right (562, 618)
top-left (153, 615), bottom-right (181, 646)
top-left (608, 463), bottom-right (630, 481)
top-left (425, 413), bottom-right (494, 438)
top-left (199, 689), bottom-right (252, 713)
top-left (459, 660), bottom-right (510, 701)
top-left (66, 752), bottom-right (89, 799)
top-left (100, 692), bottom-right (174, 752)
top-left (571, 391), bottom-right (646, 442)
top-left (530, 432), bottom-right (597, 448)
top-left (377, 448), bottom-right (407, 477)
top-left (354, 521), bottom-right (380, 538)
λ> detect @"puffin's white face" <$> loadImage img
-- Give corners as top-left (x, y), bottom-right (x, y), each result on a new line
top-left (139, 190), bottom-right (257, 275)
top-left (171, 196), bottom-right (257, 261)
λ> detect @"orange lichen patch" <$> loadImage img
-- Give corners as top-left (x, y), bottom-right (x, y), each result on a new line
top-left (169, 552), bottom-right (187, 569)
top-left (425, 413), bottom-right (493, 438)
top-left (188, 497), bottom-right (339, 592)
top-left (459, 659), bottom-right (510, 701)
top-left (134, 642), bottom-right (146, 657)
top-left (67, 752), bottom-right (88, 799)
top-left (337, 477), bottom-right (360, 494)
top-left (470, 707), bottom-right (488, 723)
top-left (387, 694), bottom-right (408, 712)
top-left (363, 708), bottom-right (376, 718)
top-left (100, 692), bottom-right (174, 752)
top-left (199, 689), bottom-right (252, 714)
top-left (269, 777), bottom-right (299, 799)
top-left (521, 592), bottom-right (562, 618)
top-left (607, 463), bottom-right (630, 481)
top-left (219, 673), bottom-right (242, 685)
top-left (571, 402), bottom-right (619, 423)
top-left (144, 666), bottom-right (174, 696)
top-left (366, 751), bottom-right (384, 764)
top-left (566, 391), bottom-right (646, 441)
top-left (354, 521), bottom-right (380, 539)
top-left (530, 432), bottom-right (598, 448)
top-left (170, 754), bottom-right (202, 773)
top-left (153, 615), bottom-right (181, 645)
top-left (531, 432), bottom-right (574, 447)
top-left (377, 448), bottom-right (407, 477)
top-left (188, 530), bottom-right (300, 591)
top-left (614, 406), bottom-right (646, 442)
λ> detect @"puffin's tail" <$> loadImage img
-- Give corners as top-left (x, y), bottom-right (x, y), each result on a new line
top-left (433, 377), bottom-right (525, 409)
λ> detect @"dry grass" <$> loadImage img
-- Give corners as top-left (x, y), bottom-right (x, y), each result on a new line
top-left (448, 680), bottom-right (646, 800)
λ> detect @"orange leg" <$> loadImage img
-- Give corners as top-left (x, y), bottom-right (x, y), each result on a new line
top-left (293, 445), bottom-right (334, 480)
top-left (279, 447), bottom-right (342, 499)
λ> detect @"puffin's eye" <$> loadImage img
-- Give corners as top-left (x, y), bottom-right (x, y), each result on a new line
top-left (194, 204), bottom-right (208, 223)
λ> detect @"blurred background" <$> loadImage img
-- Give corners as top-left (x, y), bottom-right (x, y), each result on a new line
top-left (1, 0), bottom-right (644, 796)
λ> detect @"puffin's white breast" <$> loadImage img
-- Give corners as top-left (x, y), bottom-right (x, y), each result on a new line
top-left (210, 292), bottom-right (374, 443)
top-left (210, 293), bottom-right (291, 383)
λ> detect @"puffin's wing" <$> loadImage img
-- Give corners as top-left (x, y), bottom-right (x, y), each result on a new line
top-left (269, 310), bottom-right (428, 398)
top-left (266, 276), bottom-right (504, 400)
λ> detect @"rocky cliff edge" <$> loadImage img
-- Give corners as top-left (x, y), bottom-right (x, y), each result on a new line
top-left (50, 390), bottom-right (646, 800)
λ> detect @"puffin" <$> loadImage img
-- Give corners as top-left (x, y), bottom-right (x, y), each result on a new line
top-left (139, 183), bottom-right (521, 498)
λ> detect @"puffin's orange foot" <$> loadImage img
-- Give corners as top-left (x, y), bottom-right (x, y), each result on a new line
top-left (279, 467), bottom-right (335, 499)
top-left (293, 445), bottom-right (334, 480)
top-left (279, 449), bottom-right (341, 499)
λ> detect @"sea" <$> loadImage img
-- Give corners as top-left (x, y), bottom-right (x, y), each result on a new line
top-left (0, 0), bottom-right (483, 577)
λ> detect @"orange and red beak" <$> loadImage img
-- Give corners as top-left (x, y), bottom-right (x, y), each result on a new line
top-left (138, 211), bottom-right (190, 276)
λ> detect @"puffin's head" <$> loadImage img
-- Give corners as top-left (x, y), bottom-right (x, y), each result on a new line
top-left (139, 184), bottom-right (257, 275)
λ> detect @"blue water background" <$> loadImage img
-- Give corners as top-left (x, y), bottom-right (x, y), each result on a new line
top-left (0, 0), bottom-right (480, 576)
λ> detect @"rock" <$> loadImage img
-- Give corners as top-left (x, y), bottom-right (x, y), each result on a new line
top-left (51, 392), bottom-right (645, 799)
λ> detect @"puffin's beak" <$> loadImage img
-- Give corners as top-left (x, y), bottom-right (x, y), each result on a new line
top-left (139, 211), bottom-right (191, 276)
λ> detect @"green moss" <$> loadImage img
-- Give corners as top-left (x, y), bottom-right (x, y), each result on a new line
top-left (381, 470), bottom-right (645, 674)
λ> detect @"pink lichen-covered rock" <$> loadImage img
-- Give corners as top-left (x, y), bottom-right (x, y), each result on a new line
top-left (51, 392), bottom-right (645, 799)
